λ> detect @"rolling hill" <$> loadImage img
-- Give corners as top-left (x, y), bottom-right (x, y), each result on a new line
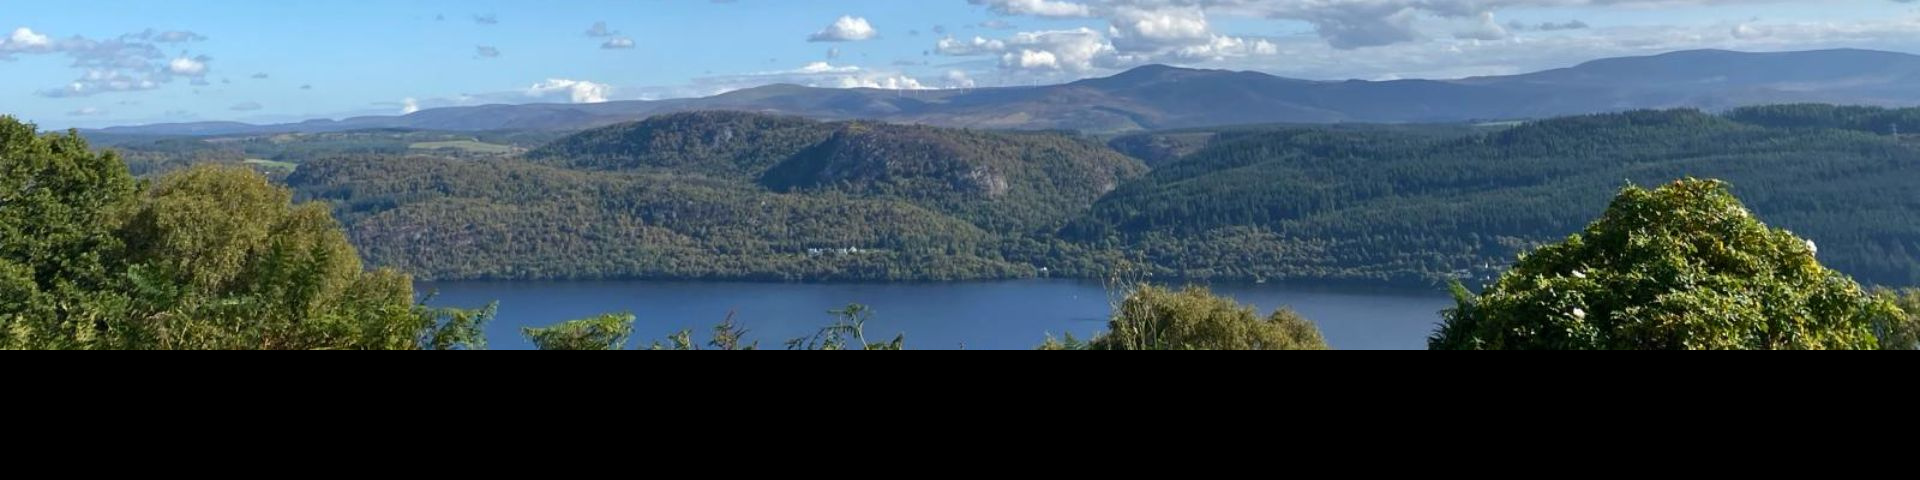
top-left (287, 112), bottom-right (1146, 281)
top-left (1066, 106), bottom-right (1920, 285)
top-left (96, 49), bottom-right (1920, 135)
top-left (259, 107), bottom-right (1920, 287)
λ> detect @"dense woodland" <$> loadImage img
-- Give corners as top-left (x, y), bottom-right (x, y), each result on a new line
top-left (276, 112), bottom-right (1147, 281)
top-left (1725, 104), bottom-right (1920, 134)
top-left (1073, 109), bottom-right (1920, 286)
top-left (94, 107), bottom-right (1920, 288)
top-left (290, 154), bottom-right (1036, 281)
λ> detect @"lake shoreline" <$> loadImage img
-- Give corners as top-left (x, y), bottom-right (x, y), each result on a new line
top-left (415, 275), bottom-right (1459, 297)
top-left (417, 278), bottom-right (1457, 350)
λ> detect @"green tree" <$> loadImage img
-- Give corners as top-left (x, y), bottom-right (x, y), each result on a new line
top-left (646, 317), bottom-right (760, 351)
top-left (524, 308), bottom-right (903, 351)
top-left (1038, 332), bottom-right (1090, 351)
top-left (107, 165), bottom-right (473, 349)
top-left (785, 304), bottom-right (905, 351)
top-left (418, 302), bottom-right (495, 351)
top-left (1079, 285), bottom-right (1329, 351)
top-left (1, 118), bottom-right (139, 349)
top-left (523, 314), bottom-right (636, 351)
top-left (1873, 290), bottom-right (1920, 351)
top-left (704, 317), bottom-right (758, 351)
top-left (1432, 179), bottom-right (1898, 350)
top-left (3, 117), bottom-right (488, 350)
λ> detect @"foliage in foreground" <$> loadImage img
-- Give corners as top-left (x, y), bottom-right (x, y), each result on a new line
top-left (1873, 289), bottom-right (1920, 351)
top-left (2, 117), bottom-right (489, 350)
top-left (524, 305), bottom-right (904, 351)
top-left (522, 314), bottom-right (636, 351)
top-left (530, 289), bottom-right (1331, 352)
top-left (1432, 179), bottom-right (1901, 350)
top-left (1044, 285), bottom-right (1329, 351)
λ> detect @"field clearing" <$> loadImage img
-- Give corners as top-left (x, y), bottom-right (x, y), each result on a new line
top-left (410, 140), bottom-right (517, 154)
top-left (243, 158), bottom-right (298, 171)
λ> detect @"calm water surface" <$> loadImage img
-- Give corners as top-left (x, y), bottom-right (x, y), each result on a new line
top-left (419, 280), bottom-right (1454, 350)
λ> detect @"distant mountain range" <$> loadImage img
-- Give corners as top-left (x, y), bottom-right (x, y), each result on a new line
top-left (96, 49), bottom-right (1920, 136)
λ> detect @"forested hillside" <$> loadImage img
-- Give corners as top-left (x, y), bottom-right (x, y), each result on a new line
top-left (1069, 109), bottom-right (1920, 285)
top-left (530, 112), bottom-right (1146, 233)
top-left (290, 155), bottom-right (1036, 281)
top-left (137, 107), bottom-right (1920, 287)
top-left (1726, 104), bottom-right (1920, 135)
top-left (95, 129), bottom-right (555, 180)
top-left (288, 113), bottom-right (1145, 281)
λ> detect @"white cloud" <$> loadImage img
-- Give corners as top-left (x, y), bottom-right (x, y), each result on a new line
top-left (602, 37), bottom-right (636, 49)
top-left (810, 16), bottom-right (879, 42)
top-left (168, 56), bottom-right (209, 76)
top-left (942, 3), bottom-right (1283, 73)
top-left (1108, 6), bottom-right (1213, 50)
top-left (47, 70), bottom-right (160, 97)
top-left (959, 1), bottom-right (1896, 52)
top-left (940, 28), bottom-right (1125, 72)
top-left (936, 0), bottom-right (1920, 82)
top-left (971, 0), bottom-right (1093, 17)
top-left (945, 70), bottom-right (980, 88)
top-left (4, 27), bottom-right (52, 50)
top-left (6, 26), bottom-right (217, 97)
top-left (120, 29), bottom-right (208, 43)
top-left (1167, 34), bottom-right (1278, 61)
top-left (1456, 12), bottom-right (1512, 41)
top-left (153, 31), bottom-right (206, 43)
top-left (1008, 49), bottom-right (1063, 69)
top-left (528, 78), bottom-right (612, 103)
top-left (936, 36), bottom-right (1009, 56)
top-left (401, 98), bottom-right (421, 115)
top-left (635, 62), bottom-right (937, 97)
top-left (796, 62), bottom-right (861, 74)
top-left (787, 62), bottom-right (930, 88)
top-left (841, 74), bottom-right (928, 89)
top-left (1193, 15), bottom-right (1920, 81)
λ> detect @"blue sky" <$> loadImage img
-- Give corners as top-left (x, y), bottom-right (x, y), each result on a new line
top-left (5, 0), bottom-right (1918, 128)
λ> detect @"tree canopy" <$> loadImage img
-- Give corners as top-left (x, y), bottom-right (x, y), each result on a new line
top-left (523, 314), bottom-right (636, 351)
top-left (218, 109), bottom-right (1920, 286)
top-left (1050, 285), bottom-right (1329, 351)
top-left (2, 116), bottom-right (487, 350)
top-left (1431, 179), bottom-right (1900, 350)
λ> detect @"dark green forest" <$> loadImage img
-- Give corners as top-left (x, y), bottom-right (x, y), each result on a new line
top-left (281, 112), bottom-right (1146, 281)
top-left (94, 107), bottom-right (1920, 289)
top-left (1071, 109), bottom-right (1920, 286)
top-left (1726, 104), bottom-right (1920, 134)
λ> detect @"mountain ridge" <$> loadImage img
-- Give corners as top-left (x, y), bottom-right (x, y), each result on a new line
top-left (95, 48), bottom-right (1920, 136)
